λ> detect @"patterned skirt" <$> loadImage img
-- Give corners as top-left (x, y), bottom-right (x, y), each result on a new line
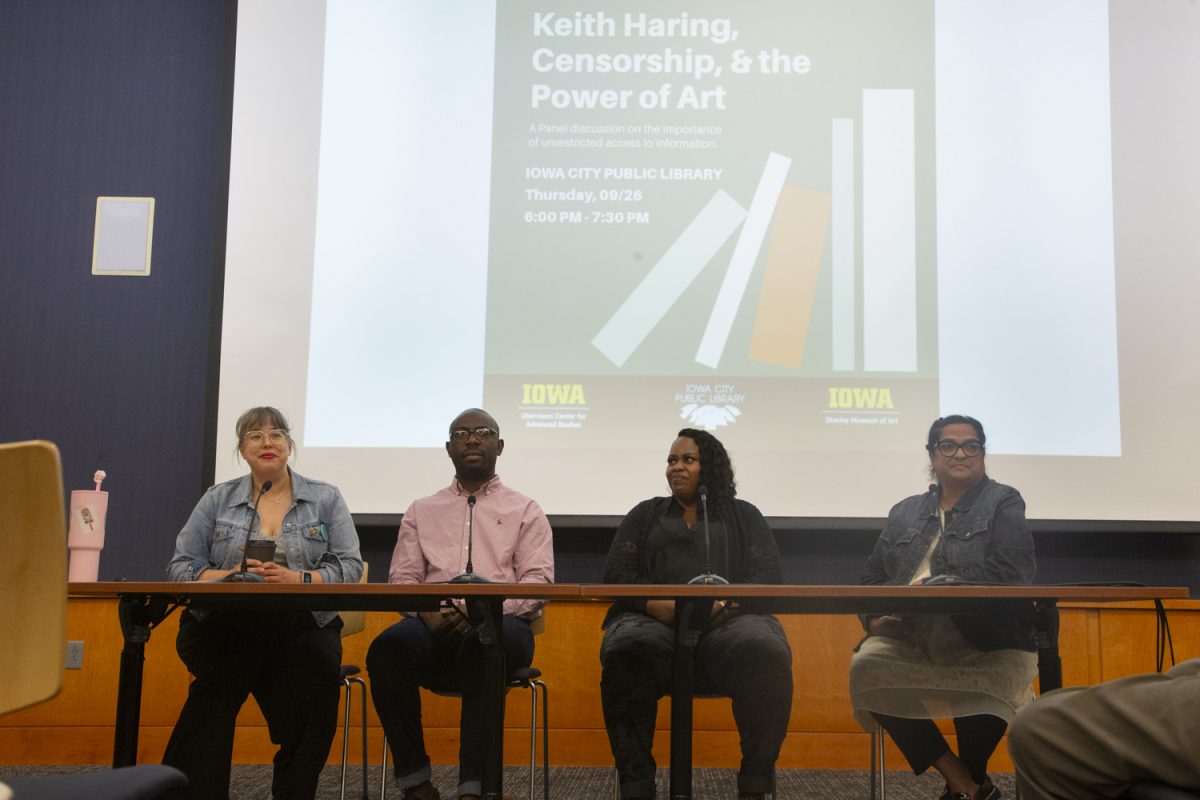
top-left (849, 614), bottom-right (1038, 729)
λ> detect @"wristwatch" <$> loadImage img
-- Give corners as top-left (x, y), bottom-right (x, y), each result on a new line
top-left (301, 570), bottom-right (312, 584)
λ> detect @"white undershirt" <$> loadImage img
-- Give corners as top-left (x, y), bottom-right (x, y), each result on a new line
top-left (910, 507), bottom-right (945, 585)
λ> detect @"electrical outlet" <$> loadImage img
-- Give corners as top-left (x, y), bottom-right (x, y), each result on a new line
top-left (65, 640), bottom-right (84, 670)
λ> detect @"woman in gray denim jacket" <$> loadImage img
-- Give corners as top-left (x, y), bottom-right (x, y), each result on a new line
top-left (849, 415), bottom-right (1037, 800)
top-left (163, 406), bottom-right (363, 800)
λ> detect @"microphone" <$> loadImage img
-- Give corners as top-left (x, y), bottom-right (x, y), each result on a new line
top-left (225, 480), bottom-right (271, 583)
top-left (449, 493), bottom-right (490, 584)
top-left (689, 485), bottom-right (729, 586)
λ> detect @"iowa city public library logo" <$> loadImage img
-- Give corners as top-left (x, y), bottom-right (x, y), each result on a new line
top-left (676, 383), bottom-right (743, 431)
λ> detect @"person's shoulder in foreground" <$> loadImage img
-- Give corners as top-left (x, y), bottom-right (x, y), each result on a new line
top-left (1009, 658), bottom-right (1200, 799)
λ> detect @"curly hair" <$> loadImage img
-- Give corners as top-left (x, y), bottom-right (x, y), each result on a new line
top-left (676, 427), bottom-right (737, 515)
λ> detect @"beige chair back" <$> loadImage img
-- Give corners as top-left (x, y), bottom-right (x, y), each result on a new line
top-left (340, 561), bottom-right (369, 638)
top-left (0, 441), bottom-right (67, 715)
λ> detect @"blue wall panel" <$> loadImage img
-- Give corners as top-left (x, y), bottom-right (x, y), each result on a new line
top-left (0, 0), bottom-right (235, 579)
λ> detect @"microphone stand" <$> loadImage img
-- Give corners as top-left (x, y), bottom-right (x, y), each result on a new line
top-left (224, 480), bottom-right (271, 583)
top-left (688, 485), bottom-right (729, 586)
top-left (449, 493), bottom-right (490, 584)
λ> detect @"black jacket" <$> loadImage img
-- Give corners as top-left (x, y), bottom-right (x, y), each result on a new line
top-left (602, 495), bottom-right (782, 627)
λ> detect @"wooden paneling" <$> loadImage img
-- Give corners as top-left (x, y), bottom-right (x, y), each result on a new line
top-left (3, 598), bottom-right (1196, 768)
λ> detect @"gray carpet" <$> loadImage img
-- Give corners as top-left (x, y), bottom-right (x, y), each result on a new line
top-left (0, 764), bottom-right (1017, 799)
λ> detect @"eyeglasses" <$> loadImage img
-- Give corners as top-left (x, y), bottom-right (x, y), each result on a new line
top-left (450, 427), bottom-right (498, 442)
top-left (244, 429), bottom-right (288, 445)
top-left (933, 439), bottom-right (983, 457)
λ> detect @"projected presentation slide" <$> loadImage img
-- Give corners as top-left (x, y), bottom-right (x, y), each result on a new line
top-left (301, 1), bottom-right (1117, 456)
top-left (219, 0), bottom-right (1200, 519)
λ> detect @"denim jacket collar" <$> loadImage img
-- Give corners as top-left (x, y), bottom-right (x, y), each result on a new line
top-left (225, 467), bottom-right (310, 509)
top-left (925, 475), bottom-right (993, 517)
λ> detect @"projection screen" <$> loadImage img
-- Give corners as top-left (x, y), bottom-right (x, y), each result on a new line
top-left (216, 0), bottom-right (1200, 522)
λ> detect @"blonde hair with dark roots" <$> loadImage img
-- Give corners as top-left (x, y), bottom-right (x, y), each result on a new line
top-left (234, 406), bottom-right (295, 461)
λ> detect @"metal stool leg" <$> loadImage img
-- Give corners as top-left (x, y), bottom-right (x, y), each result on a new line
top-left (340, 677), bottom-right (352, 800)
top-left (869, 726), bottom-right (876, 800)
top-left (868, 726), bottom-right (889, 800)
top-left (355, 676), bottom-right (369, 800)
top-left (519, 677), bottom-right (550, 800)
top-left (377, 676), bottom-right (550, 800)
top-left (537, 680), bottom-right (549, 800)
top-left (340, 676), bottom-right (369, 800)
top-left (877, 726), bottom-right (887, 800)
top-left (380, 736), bottom-right (389, 800)
top-left (527, 682), bottom-right (537, 800)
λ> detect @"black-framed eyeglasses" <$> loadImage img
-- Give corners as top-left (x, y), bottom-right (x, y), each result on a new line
top-left (933, 439), bottom-right (983, 457)
top-left (450, 427), bottom-right (498, 442)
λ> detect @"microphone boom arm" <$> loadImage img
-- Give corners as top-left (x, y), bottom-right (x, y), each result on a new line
top-left (688, 485), bottom-right (729, 586)
top-left (450, 493), bottom-right (490, 584)
top-left (224, 480), bottom-right (272, 583)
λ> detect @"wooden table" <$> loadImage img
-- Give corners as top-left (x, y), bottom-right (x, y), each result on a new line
top-left (69, 581), bottom-right (579, 800)
top-left (72, 581), bottom-right (1188, 800)
top-left (581, 583), bottom-right (1190, 800)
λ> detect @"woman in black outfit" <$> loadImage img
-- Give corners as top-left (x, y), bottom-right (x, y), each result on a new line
top-left (600, 428), bottom-right (793, 800)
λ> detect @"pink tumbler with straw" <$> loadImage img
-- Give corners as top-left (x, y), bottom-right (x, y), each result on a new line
top-left (67, 470), bottom-right (108, 582)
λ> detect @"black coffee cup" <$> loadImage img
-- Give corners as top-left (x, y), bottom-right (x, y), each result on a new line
top-left (243, 539), bottom-right (277, 564)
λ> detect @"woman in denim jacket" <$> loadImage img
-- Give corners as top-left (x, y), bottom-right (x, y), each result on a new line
top-left (164, 406), bottom-right (363, 800)
top-left (849, 415), bottom-right (1037, 800)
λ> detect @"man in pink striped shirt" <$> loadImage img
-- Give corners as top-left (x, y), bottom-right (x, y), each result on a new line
top-left (367, 408), bottom-right (555, 800)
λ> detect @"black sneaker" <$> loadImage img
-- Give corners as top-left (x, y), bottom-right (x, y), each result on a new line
top-left (941, 776), bottom-right (1001, 800)
top-left (975, 777), bottom-right (1001, 800)
top-left (400, 780), bottom-right (440, 800)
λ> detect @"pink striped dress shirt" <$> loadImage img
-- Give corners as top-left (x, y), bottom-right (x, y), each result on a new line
top-left (388, 475), bottom-right (555, 618)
